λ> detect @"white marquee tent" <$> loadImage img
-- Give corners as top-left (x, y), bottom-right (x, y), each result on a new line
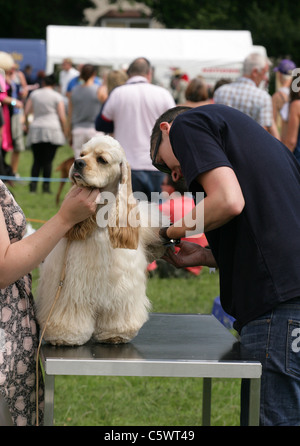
top-left (46, 25), bottom-right (267, 87)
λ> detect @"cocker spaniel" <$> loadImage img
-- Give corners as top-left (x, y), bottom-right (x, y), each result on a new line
top-left (35, 135), bottom-right (169, 345)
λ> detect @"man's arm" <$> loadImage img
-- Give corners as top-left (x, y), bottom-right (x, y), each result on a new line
top-left (166, 166), bottom-right (245, 240)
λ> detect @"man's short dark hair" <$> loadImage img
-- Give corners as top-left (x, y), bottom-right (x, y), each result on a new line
top-left (150, 106), bottom-right (191, 158)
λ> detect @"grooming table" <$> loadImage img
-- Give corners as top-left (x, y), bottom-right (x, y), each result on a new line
top-left (40, 313), bottom-right (261, 426)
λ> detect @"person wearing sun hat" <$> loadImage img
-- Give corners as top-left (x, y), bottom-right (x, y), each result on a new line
top-left (274, 58), bottom-right (296, 75)
top-left (272, 58), bottom-right (296, 140)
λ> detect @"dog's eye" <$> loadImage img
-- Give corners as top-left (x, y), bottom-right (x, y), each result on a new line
top-left (97, 156), bottom-right (108, 164)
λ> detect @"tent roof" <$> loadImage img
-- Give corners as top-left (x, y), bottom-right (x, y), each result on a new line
top-left (46, 25), bottom-right (254, 72)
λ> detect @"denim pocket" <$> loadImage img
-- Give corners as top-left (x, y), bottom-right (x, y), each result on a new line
top-left (240, 317), bottom-right (271, 360)
top-left (286, 319), bottom-right (300, 378)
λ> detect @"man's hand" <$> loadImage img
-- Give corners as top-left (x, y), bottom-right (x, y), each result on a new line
top-left (162, 240), bottom-right (217, 269)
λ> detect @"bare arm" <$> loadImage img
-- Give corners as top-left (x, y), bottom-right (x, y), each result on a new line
top-left (24, 97), bottom-right (33, 129)
top-left (97, 84), bottom-right (108, 103)
top-left (0, 187), bottom-right (99, 288)
top-left (67, 95), bottom-right (73, 145)
top-left (285, 101), bottom-right (300, 152)
top-left (57, 100), bottom-right (68, 138)
top-left (166, 166), bottom-right (245, 240)
top-left (162, 166), bottom-right (244, 269)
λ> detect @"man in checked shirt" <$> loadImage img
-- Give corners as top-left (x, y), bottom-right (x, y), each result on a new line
top-left (214, 52), bottom-right (279, 139)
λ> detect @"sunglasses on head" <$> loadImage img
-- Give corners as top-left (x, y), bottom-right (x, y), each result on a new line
top-left (151, 130), bottom-right (172, 175)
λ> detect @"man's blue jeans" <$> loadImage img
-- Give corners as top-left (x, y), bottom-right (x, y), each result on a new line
top-left (240, 297), bottom-right (300, 425)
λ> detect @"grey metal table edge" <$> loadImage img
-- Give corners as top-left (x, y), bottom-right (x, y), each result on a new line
top-left (40, 313), bottom-right (261, 427)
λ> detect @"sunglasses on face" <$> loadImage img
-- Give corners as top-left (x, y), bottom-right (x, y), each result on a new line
top-left (151, 131), bottom-right (172, 175)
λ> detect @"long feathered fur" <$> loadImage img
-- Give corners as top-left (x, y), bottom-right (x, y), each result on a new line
top-left (35, 135), bottom-right (168, 345)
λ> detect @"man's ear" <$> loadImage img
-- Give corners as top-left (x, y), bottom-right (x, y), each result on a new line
top-left (159, 121), bottom-right (171, 135)
top-left (171, 166), bottom-right (183, 183)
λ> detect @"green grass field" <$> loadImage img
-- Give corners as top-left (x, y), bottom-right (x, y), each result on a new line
top-left (5, 145), bottom-right (241, 426)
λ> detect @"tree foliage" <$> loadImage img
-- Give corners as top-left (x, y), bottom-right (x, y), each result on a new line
top-left (1, 0), bottom-right (299, 64)
top-left (0, 0), bottom-right (95, 39)
top-left (130, 0), bottom-right (300, 63)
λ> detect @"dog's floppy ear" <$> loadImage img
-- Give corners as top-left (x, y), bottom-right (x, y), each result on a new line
top-left (108, 161), bottom-right (140, 249)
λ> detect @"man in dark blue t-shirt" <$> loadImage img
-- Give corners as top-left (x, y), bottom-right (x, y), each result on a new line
top-left (150, 104), bottom-right (300, 426)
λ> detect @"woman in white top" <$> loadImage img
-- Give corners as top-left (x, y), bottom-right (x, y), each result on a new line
top-left (25, 74), bottom-right (67, 193)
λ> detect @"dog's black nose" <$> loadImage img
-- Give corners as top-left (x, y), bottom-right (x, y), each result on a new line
top-left (74, 158), bottom-right (86, 171)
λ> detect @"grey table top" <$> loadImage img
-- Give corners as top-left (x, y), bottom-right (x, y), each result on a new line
top-left (41, 313), bottom-right (261, 379)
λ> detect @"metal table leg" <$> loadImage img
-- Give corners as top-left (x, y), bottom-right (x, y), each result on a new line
top-left (202, 378), bottom-right (212, 426)
top-left (44, 374), bottom-right (55, 426)
top-left (248, 378), bottom-right (261, 426)
top-left (240, 377), bottom-right (261, 426)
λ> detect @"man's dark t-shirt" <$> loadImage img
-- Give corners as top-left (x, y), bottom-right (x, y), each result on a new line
top-left (170, 104), bottom-right (300, 332)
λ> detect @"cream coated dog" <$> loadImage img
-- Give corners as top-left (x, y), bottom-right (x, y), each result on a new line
top-left (35, 135), bottom-right (169, 345)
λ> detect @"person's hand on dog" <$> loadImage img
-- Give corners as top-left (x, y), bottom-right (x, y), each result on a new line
top-left (58, 186), bottom-right (101, 228)
top-left (162, 240), bottom-right (217, 269)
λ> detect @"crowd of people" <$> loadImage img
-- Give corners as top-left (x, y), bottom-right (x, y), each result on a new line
top-left (0, 48), bottom-right (300, 426)
top-left (0, 51), bottom-right (299, 193)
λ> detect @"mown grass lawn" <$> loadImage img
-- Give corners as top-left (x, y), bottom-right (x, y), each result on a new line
top-left (5, 145), bottom-right (241, 426)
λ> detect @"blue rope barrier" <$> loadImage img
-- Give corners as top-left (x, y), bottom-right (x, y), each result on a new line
top-left (0, 176), bottom-right (70, 182)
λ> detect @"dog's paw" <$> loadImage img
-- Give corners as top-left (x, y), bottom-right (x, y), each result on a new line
top-left (93, 330), bottom-right (138, 344)
top-left (43, 331), bottom-right (92, 346)
top-left (99, 336), bottom-right (130, 344)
